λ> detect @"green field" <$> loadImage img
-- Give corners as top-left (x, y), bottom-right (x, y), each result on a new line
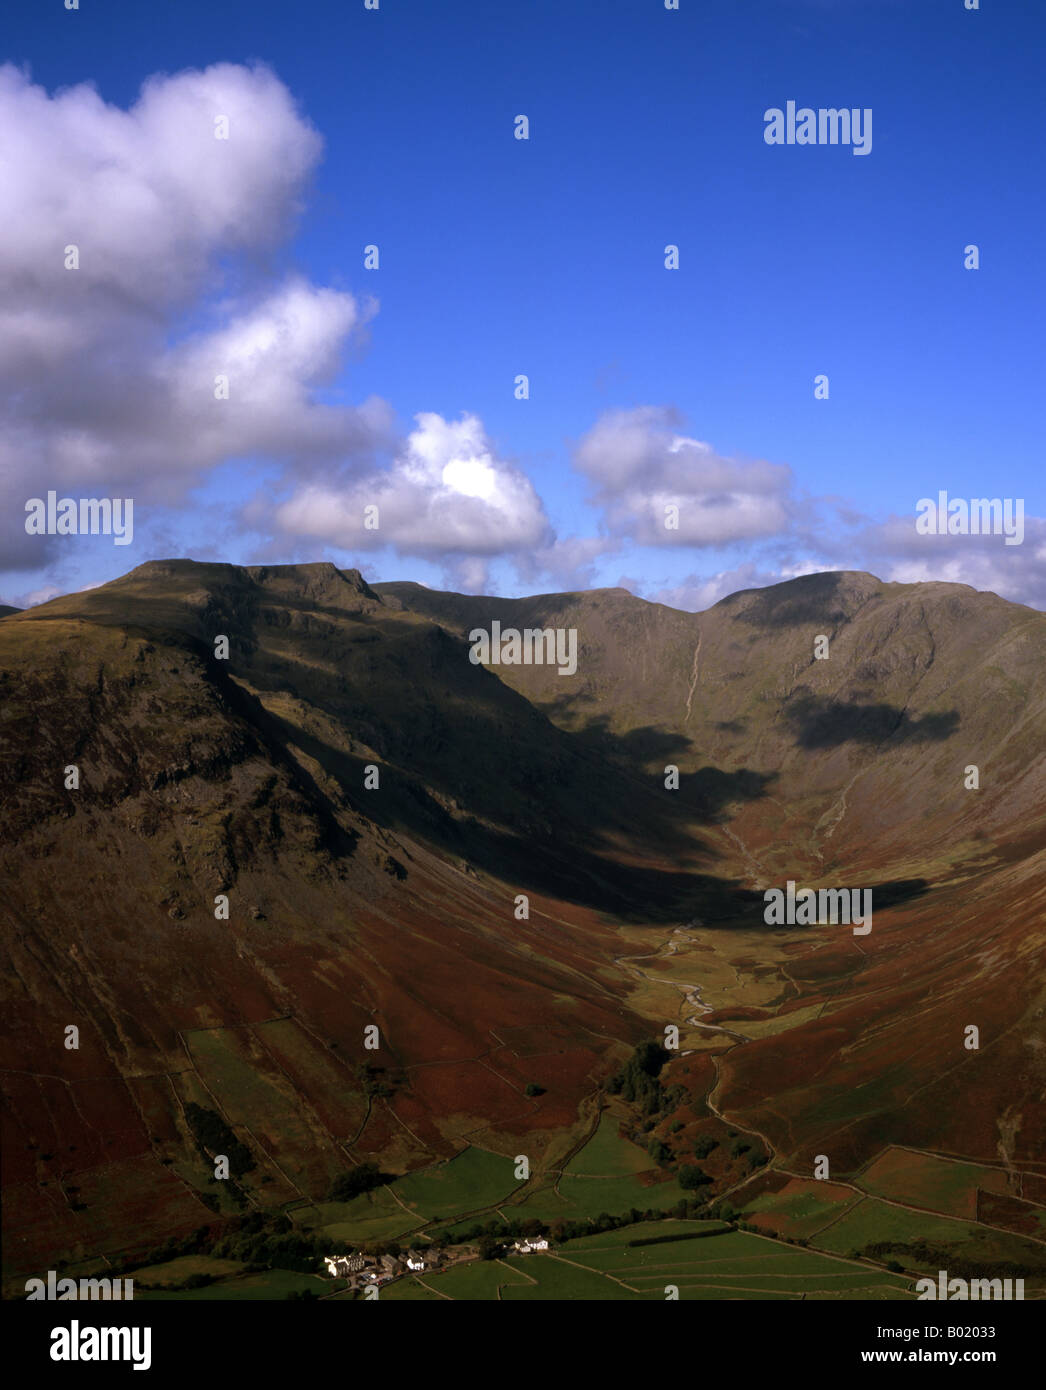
top-left (536, 1228), bottom-right (912, 1299)
top-left (515, 1172), bottom-right (686, 1223)
top-left (127, 1254), bottom-right (243, 1287)
top-left (135, 1266), bottom-right (329, 1300)
top-left (409, 1259), bottom-right (531, 1299)
top-left (858, 1150), bottom-right (1011, 1219)
top-left (740, 1180), bottom-right (862, 1239)
top-left (378, 1277), bottom-right (448, 1301)
top-left (184, 1028), bottom-right (341, 1191)
top-left (499, 1255), bottom-right (642, 1300)
top-left (292, 1186), bottom-right (418, 1243)
top-left (812, 1197), bottom-right (1046, 1278)
top-left (390, 1146), bottom-right (515, 1220)
top-left (564, 1113), bottom-right (658, 1178)
top-left (813, 1197), bottom-right (988, 1257)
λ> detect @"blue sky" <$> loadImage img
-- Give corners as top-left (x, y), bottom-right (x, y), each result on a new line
top-left (2, 0), bottom-right (1043, 610)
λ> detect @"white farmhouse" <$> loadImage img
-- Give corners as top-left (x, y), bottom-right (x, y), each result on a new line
top-left (512, 1237), bottom-right (549, 1254)
top-left (324, 1252), bottom-right (366, 1277)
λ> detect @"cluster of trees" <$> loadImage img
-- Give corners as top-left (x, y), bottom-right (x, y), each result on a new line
top-left (109, 1224), bottom-right (215, 1277)
top-left (209, 1211), bottom-right (328, 1274)
top-left (357, 1063), bottom-right (398, 1099)
top-left (678, 1164), bottom-right (713, 1191)
top-left (606, 1041), bottom-right (669, 1113)
top-left (184, 1102), bottom-right (254, 1179)
top-left (325, 1162), bottom-right (391, 1203)
top-left (125, 1210), bottom-right (331, 1278)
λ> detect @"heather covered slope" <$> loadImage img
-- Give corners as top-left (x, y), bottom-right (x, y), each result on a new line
top-left (380, 569), bottom-right (1046, 1172)
top-left (1, 561), bottom-right (1043, 1285)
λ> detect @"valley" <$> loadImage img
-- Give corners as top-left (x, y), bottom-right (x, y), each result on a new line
top-left (1, 561), bottom-right (1043, 1299)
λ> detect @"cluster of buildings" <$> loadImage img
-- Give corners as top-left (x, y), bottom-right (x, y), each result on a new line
top-left (323, 1248), bottom-right (444, 1288)
top-left (323, 1236), bottom-right (550, 1287)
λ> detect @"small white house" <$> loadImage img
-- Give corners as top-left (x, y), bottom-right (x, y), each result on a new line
top-left (405, 1250), bottom-right (426, 1272)
top-left (512, 1237), bottom-right (549, 1254)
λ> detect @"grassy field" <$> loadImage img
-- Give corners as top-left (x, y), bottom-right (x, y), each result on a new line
top-left (126, 1254), bottom-right (243, 1286)
top-left (499, 1255), bottom-right (642, 1300)
top-left (514, 1172), bottom-right (687, 1223)
top-left (184, 1028), bottom-right (342, 1192)
top-left (135, 1266), bottom-right (329, 1300)
top-left (812, 1196), bottom-right (989, 1257)
top-left (377, 1277), bottom-right (448, 1301)
top-left (291, 1186), bottom-right (418, 1243)
top-left (563, 1112), bottom-right (657, 1178)
top-left (371, 1225), bottom-right (915, 1301)
top-left (390, 1146), bottom-right (516, 1221)
top-left (405, 1259), bottom-right (532, 1299)
top-left (548, 1227), bottom-right (913, 1299)
top-left (739, 1176), bottom-right (863, 1239)
top-left (857, 1148), bottom-right (1012, 1219)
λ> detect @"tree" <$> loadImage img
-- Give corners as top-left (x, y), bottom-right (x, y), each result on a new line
top-left (326, 1162), bottom-right (390, 1203)
top-left (678, 1164), bottom-right (712, 1191)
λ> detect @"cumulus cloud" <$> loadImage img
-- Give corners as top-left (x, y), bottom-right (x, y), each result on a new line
top-left (574, 406), bottom-right (793, 546)
top-left (647, 563), bottom-right (791, 612)
top-left (271, 411), bottom-right (551, 557)
top-left (641, 512), bottom-right (1046, 614)
top-left (853, 512), bottom-right (1046, 611)
top-left (516, 536), bottom-right (619, 592)
top-left (0, 61), bottom-right (386, 573)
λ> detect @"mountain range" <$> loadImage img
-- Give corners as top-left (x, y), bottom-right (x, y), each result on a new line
top-left (2, 561), bottom-right (1043, 1288)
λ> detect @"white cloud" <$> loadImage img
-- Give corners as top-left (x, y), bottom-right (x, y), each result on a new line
top-left (0, 62), bottom-right (387, 572)
top-left (647, 562), bottom-right (784, 612)
top-left (574, 406), bottom-right (793, 547)
top-left (518, 536), bottom-right (618, 592)
top-left (272, 411), bottom-right (551, 557)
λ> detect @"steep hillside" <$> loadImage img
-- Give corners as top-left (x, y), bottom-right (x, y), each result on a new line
top-left (2, 561), bottom-right (1043, 1285)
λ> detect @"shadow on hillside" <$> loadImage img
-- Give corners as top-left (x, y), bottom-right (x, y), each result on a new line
top-left (867, 877), bottom-right (930, 909)
top-left (691, 874), bottom-right (932, 933)
top-left (729, 572), bottom-right (856, 629)
top-left (28, 578), bottom-right (858, 928)
top-left (256, 707), bottom-right (777, 924)
top-left (205, 628), bottom-right (776, 925)
top-left (783, 694), bottom-right (959, 749)
top-left (533, 700), bottom-right (777, 819)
